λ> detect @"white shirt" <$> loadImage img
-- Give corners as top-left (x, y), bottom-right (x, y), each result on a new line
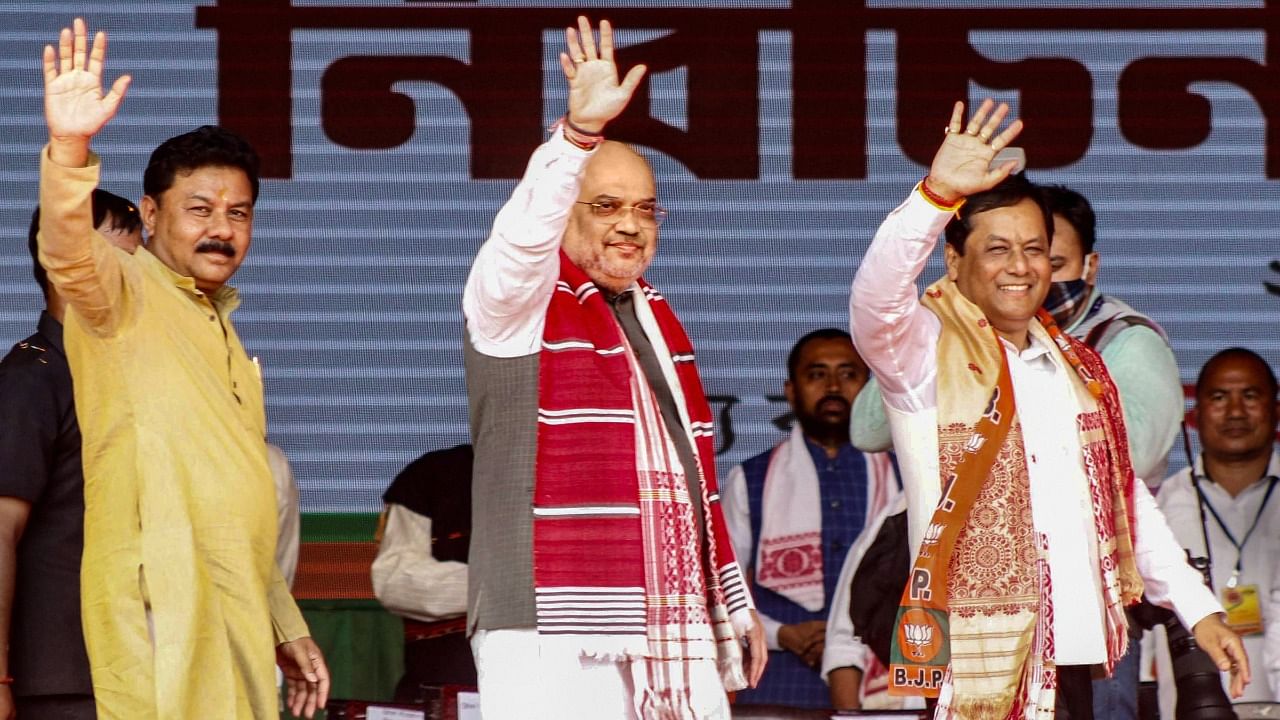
top-left (1153, 451), bottom-right (1280, 706)
top-left (722, 465), bottom-right (787, 650)
top-left (267, 442), bottom-right (300, 587)
top-left (850, 190), bottom-right (1222, 664)
top-left (371, 503), bottom-right (469, 622)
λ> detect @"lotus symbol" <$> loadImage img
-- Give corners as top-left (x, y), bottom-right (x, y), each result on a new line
top-left (922, 522), bottom-right (943, 545)
top-left (904, 623), bottom-right (933, 657)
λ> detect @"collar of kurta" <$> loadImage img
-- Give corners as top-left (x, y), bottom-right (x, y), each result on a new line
top-left (138, 247), bottom-right (241, 312)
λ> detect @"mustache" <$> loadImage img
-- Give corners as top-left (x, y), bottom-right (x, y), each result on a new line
top-left (195, 240), bottom-right (236, 257)
top-left (817, 395), bottom-right (850, 410)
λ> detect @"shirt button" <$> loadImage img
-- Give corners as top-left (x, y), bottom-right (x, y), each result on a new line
top-left (830, 500), bottom-right (840, 508)
top-left (208, 315), bottom-right (216, 321)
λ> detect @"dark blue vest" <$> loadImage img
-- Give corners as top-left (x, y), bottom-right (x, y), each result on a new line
top-left (734, 438), bottom-right (869, 709)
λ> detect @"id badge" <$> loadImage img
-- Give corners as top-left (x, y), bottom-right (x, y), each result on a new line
top-left (1222, 584), bottom-right (1264, 636)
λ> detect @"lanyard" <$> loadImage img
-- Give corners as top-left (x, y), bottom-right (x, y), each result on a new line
top-left (1193, 475), bottom-right (1279, 587)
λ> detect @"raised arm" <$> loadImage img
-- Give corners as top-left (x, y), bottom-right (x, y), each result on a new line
top-left (38, 18), bottom-right (133, 335)
top-left (462, 17), bottom-right (646, 357)
top-left (849, 100), bottom-right (1023, 411)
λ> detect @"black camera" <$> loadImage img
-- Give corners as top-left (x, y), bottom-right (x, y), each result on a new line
top-left (1131, 553), bottom-right (1236, 720)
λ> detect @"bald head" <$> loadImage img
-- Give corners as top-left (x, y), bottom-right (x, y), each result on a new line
top-left (562, 141), bottom-right (661, 294)
top-left (583, 141), bottom-right (653, 188)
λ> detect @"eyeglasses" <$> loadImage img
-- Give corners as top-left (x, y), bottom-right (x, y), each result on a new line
top-left (575, 200), bottom-right (668, 227)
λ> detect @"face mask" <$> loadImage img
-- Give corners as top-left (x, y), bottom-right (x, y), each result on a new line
top-left (1042, 256), bottom-right (1093, 328)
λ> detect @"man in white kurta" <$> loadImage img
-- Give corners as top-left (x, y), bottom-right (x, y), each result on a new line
top-left (848, 99), bottom-right (1245, 717)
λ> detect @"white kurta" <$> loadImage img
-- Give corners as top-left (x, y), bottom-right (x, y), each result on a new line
top-left (850, 189), bottom-right (1223, 664)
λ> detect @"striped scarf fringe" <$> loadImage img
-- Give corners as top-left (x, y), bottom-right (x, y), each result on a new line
top-left (534, 253), bottom-right (751, 717)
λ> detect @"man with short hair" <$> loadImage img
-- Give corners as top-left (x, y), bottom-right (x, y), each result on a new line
top-left (0, 190), bottom-right (141, 720)
top-left (37, 18), bottom-right (327, 718)
top-left (845, 184), bottom-right (1183, 719)
top-left (851, 185), bottom-right (1182, 488)
top-left (1040, 184), bottom-right (1183, 487)
top-left (463, 16), bottom-right (764, 719)
top-left (723, 329), bottom-right (898, 709)
top-left (1156, 348), bottom-right (1280, 711)
top-left (849, 99), bottom-right (1245, 718)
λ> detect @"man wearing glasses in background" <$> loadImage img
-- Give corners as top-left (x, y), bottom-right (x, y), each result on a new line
top-left (462, 16), bottom-right (765, 719)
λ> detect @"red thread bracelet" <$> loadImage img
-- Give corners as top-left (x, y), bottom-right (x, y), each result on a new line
top-left (551, 115), bottom-right (604, 151)
top-left (918, 175), bottom-right (966, 213)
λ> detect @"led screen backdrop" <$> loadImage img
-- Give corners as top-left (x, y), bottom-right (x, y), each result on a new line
top-left (1, 1), bottom-right (1277, 512)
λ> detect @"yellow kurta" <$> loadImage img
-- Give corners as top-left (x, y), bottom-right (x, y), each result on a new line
top-left (38, 148), bottom-right (310, 719)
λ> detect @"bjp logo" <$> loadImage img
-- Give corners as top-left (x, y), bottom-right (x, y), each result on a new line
top-left (898, 609), bottom-right (944, 663)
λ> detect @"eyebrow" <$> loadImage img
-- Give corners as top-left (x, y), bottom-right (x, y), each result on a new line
top-left (187, 192), bottom-right (252, 208)
top-left (591, 193), bottom-right (658, 203)
top-left (983, 234), bottom-right (1045, 245)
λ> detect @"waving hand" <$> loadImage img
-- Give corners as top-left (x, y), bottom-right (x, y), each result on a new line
top-left (558, 16), bottom-right (646, 134)
top-left (42, 18), bottom-right (130, 166)
top-left (925, 99), bottom-right (1023, 203)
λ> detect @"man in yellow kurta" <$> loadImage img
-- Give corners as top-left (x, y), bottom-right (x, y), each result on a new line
top-left (36, 18), bottom-right (330, 719)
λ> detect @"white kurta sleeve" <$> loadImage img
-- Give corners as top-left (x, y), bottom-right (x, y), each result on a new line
top-left (371, 504), bottom-right (469, 622)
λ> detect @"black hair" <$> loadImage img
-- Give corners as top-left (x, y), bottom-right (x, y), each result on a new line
top-left (1040, 184), bottom-right (1097, 254)
top-left (942, 173), bottom-right (1054, 255)
top-left (787, 328), bottom-right (853, 381)
top-left (142, 125), bottom-right (260, 204)
top-left (1195, 347), bottom-right (1279, 399)
top-left (29, 189), bottom-right (141, 297)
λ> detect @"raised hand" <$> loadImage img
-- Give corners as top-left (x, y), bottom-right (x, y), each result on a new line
top-left (558, 16), bottom-right (646, 134)
top-left (925, 99), bottom-right (1023, 203)
top-left (42, 18), bottom-right (130, 163)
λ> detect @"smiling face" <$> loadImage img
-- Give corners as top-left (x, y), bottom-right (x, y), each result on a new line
top-left (141, 165), bottom-right (254, 293)
top-left (944, 198), bottom-right (1052, 349)
top-left (1196, 353), bottom-right (1279, 464)
top-left (562, 141), bottom-right (658, 294)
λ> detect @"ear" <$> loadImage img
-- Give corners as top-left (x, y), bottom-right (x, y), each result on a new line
top-left (784, 378), bottom-right (796, 409)
top-left (1084, 252), bottom-right (1100, 284)
top-left (944, 242), bottom-right (961, 281)
top-left (140, 195), bottom-right (159, 237)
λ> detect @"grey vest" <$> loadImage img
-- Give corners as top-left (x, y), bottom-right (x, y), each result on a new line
top-left (464, 338), bottom-right (540, 632)
top-left (463, 291), bottom-right (706, 633)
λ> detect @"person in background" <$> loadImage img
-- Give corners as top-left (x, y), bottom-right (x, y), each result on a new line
top-left (371, 444), bottom-right (476, 699)
top-left (1155, 348), bottom-right (1280, 714)
top-left (0, 190), bottom-right (141, 720)
top-left (269, 442), bottom-right (301, 587)
top-left (723, 329), bottom-right (898, 709)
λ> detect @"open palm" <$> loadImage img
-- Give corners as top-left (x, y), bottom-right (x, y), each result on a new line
top-left (559, 17), bottom-right (646, 132)
top-left (926, 99), bottom-right (1023, 201)
top-left (43, 18), bottom-right (130, 141)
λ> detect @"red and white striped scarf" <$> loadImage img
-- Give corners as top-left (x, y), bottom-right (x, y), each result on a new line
top-left (533, 253), bottom-right (752, 717)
